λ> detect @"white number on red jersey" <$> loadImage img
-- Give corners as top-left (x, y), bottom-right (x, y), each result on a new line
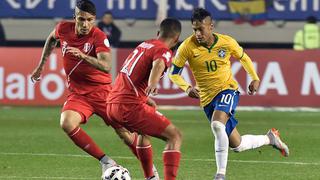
top-left (121, 49), bottom-right (144, 76)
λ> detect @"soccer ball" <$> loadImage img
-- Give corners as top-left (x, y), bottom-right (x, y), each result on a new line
top-left (101, 165), bottom-right (131, 180)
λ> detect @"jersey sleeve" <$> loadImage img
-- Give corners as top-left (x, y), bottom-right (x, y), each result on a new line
top-left (228, 36), bottom-right (260, 80)
top-left (54, 22), bottom-right (62, 39)
top-left (172, 41), bottom-right (191, 67)
top-left (228, 36), bottom-right (244, 59)
top-left (152, 47), bottom-right (172, 68)
top-left (169, 41), bottom-right (192, 92)
top-left (94, 30), bottom-right (111, 53)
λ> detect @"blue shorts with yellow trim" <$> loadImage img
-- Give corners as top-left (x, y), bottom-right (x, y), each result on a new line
top-left (203, 89), bottom-right (240, 136)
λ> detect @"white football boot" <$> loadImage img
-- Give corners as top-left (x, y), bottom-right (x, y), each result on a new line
top-left (100, 158), bottom-right (117, 176)
top-left (146, 164), bottom-right (160, 180)
top-left (267, 128), bottom-right (290, 157)
top-left (152, 164), bottom-right (160, 180)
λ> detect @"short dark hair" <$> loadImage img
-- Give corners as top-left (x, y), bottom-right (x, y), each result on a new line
top-left (191, 8), bottom-right (211, 23)
top-left (159, 18), bottom-right (182, 38)
top-left (76, 0), bottom-right (96, 16)
top-left (103, 11), bottom-right (113, 16)
top-left (307, 16), bottom-right (317, 24)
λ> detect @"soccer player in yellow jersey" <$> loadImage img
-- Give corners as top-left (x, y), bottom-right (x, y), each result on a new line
top-left (169, 8), bottom-right (290, 180)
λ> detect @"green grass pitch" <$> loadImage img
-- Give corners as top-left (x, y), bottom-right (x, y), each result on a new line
top-left (0, 107), bottom-right (319, 179)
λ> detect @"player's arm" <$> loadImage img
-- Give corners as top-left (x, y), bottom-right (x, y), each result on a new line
top-left (169, 64), bottom-right (199, 98)
top-left (239, 53), bottom-right (260, 95)
top-left (145, 58), bottom-right (166, 96)
top-left (66, 47), bottom-right (112, 73)
top-left (230, 36), bottom-right (260, 95)
top-left (169, 44), bottom-right (199, 99)
top-left (146, 97), bottom-right (157, 109)
top-left (31, 29), bottom-right (58, 83)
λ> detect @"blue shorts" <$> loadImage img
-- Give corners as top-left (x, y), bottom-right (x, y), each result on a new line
top-left (203, 89), bottom-right (239, 136)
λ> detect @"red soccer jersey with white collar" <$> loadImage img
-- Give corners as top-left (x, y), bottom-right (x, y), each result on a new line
top-left (55, 21), bottom-right (111, 94)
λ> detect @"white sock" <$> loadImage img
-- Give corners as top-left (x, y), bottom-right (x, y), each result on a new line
top-left (211, 121), bottom-right (229, 175)
top-left (231, 135), bottom-right (270, 152)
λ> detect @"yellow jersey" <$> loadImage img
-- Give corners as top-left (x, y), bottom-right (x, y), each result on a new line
top-left (170, 33), bottom-right (259, 107)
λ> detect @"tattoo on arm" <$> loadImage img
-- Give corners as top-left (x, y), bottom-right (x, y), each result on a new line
top-left (98, 53), bottom-right (111, 71)
top-left (39, 31), bottom-right (58, 67)
top-left (82, 52), bottom-right (111, 73)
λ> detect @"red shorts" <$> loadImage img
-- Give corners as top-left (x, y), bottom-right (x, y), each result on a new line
top-left (62, 85), bottom-right (121, 128)
top-left (107, 103), bottom-right (171, 137)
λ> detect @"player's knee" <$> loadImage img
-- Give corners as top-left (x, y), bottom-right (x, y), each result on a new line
top-left (114, 128), bottom-right (127, 141)
top-left (211, 121), bottom-right (225, 135)
top-left (138, 135), bottom-right (151, 147)
top-left (162, 124), bottom-right (182, 147)
top-left (60, 116), bottom-right (80, 133)
top-left (175, 128), bottom-right (182, 142)
top-left (230, 141), bottom-right (244, 153)
top-left (170, 128), bottom-right (182, 144)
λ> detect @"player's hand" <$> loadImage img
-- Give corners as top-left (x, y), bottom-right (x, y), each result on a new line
top-left (30, 66), bottom-right (43, 83)
top-left (145, 84), bottom-right (158, 96)
top-left (248, 80), bottom-right (260, 95)
top-left (146, 97), bottom-right (157, 109)
top-left (186, 86), bottom-right (200, 99)
top-left (66, 47), bottom-right (86, 59)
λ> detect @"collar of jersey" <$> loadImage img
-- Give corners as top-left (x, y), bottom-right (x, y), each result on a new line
top-left (201, 33), bottom-right (218, 53)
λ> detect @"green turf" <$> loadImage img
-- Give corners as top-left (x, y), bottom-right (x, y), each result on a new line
top-left (0, 107), bottom-right (319, 180)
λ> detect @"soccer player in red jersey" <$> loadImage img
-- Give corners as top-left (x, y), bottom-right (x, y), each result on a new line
top-left (107, 18), bottom-right (183, 180)
top-left (30, 0), bottom-right (158, 178)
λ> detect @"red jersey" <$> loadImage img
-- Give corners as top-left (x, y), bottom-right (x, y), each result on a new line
top-left (108, 39), bottom-right (172, 104)
top-left (55, 21), bottom-right (111, 94)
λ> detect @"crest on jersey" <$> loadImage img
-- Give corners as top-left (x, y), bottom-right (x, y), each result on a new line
top-left (218, 49), bottom-right (226, 58)
top-left (61, 41), bottom-right (68, 56)
top-left (83, 43), bottom-right (92, 53)
top-left (104, 39), bottom-right (110, 48)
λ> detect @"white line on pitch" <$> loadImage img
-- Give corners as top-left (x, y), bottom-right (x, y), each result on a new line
top-left (0, 176), bottom-right (146, 180)
top-left (173, 120), bottom-right (320, 127)
top-left (0, 176), bottom-right (95, 179)
top-left (0, 152), bottom-right (319, 166)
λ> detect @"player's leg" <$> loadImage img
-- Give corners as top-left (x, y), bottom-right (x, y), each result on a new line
top-left (229, 127), bottom-right (289, 157)
top-left (136, 135), bottom-right (159, 180)
top-left (159, 123), bottom-right (182, 180)
top-left (229, 127), bottom-right (270, 152)
top-left (61, 95), bottom-right (115, 174)
top-left (107, 103), bottom-right (160, 180)
top-left (220, 89), bottom-right (289, 156)
top-left (114, 128), bottom-right (159, 180)
top-left (122, 104), bottom-right (182, 180)
top-left (114, 127), bottom-right (138, 157)
top-left (211, 110), bottom-right (230, 179)
top-left (204, 90), bottom-right (240, 179)
top-left (60, 110), bottom-right (115, 165)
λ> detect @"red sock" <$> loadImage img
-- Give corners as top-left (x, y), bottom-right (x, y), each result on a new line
top-left (137, 145), bottom-right (154, 178)
top-left (163, 150), bottom-right (181, 180)
top-left (127, 133), bottom-right (138, 158)
top-left (68, 127), bottom-right (105, 160)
